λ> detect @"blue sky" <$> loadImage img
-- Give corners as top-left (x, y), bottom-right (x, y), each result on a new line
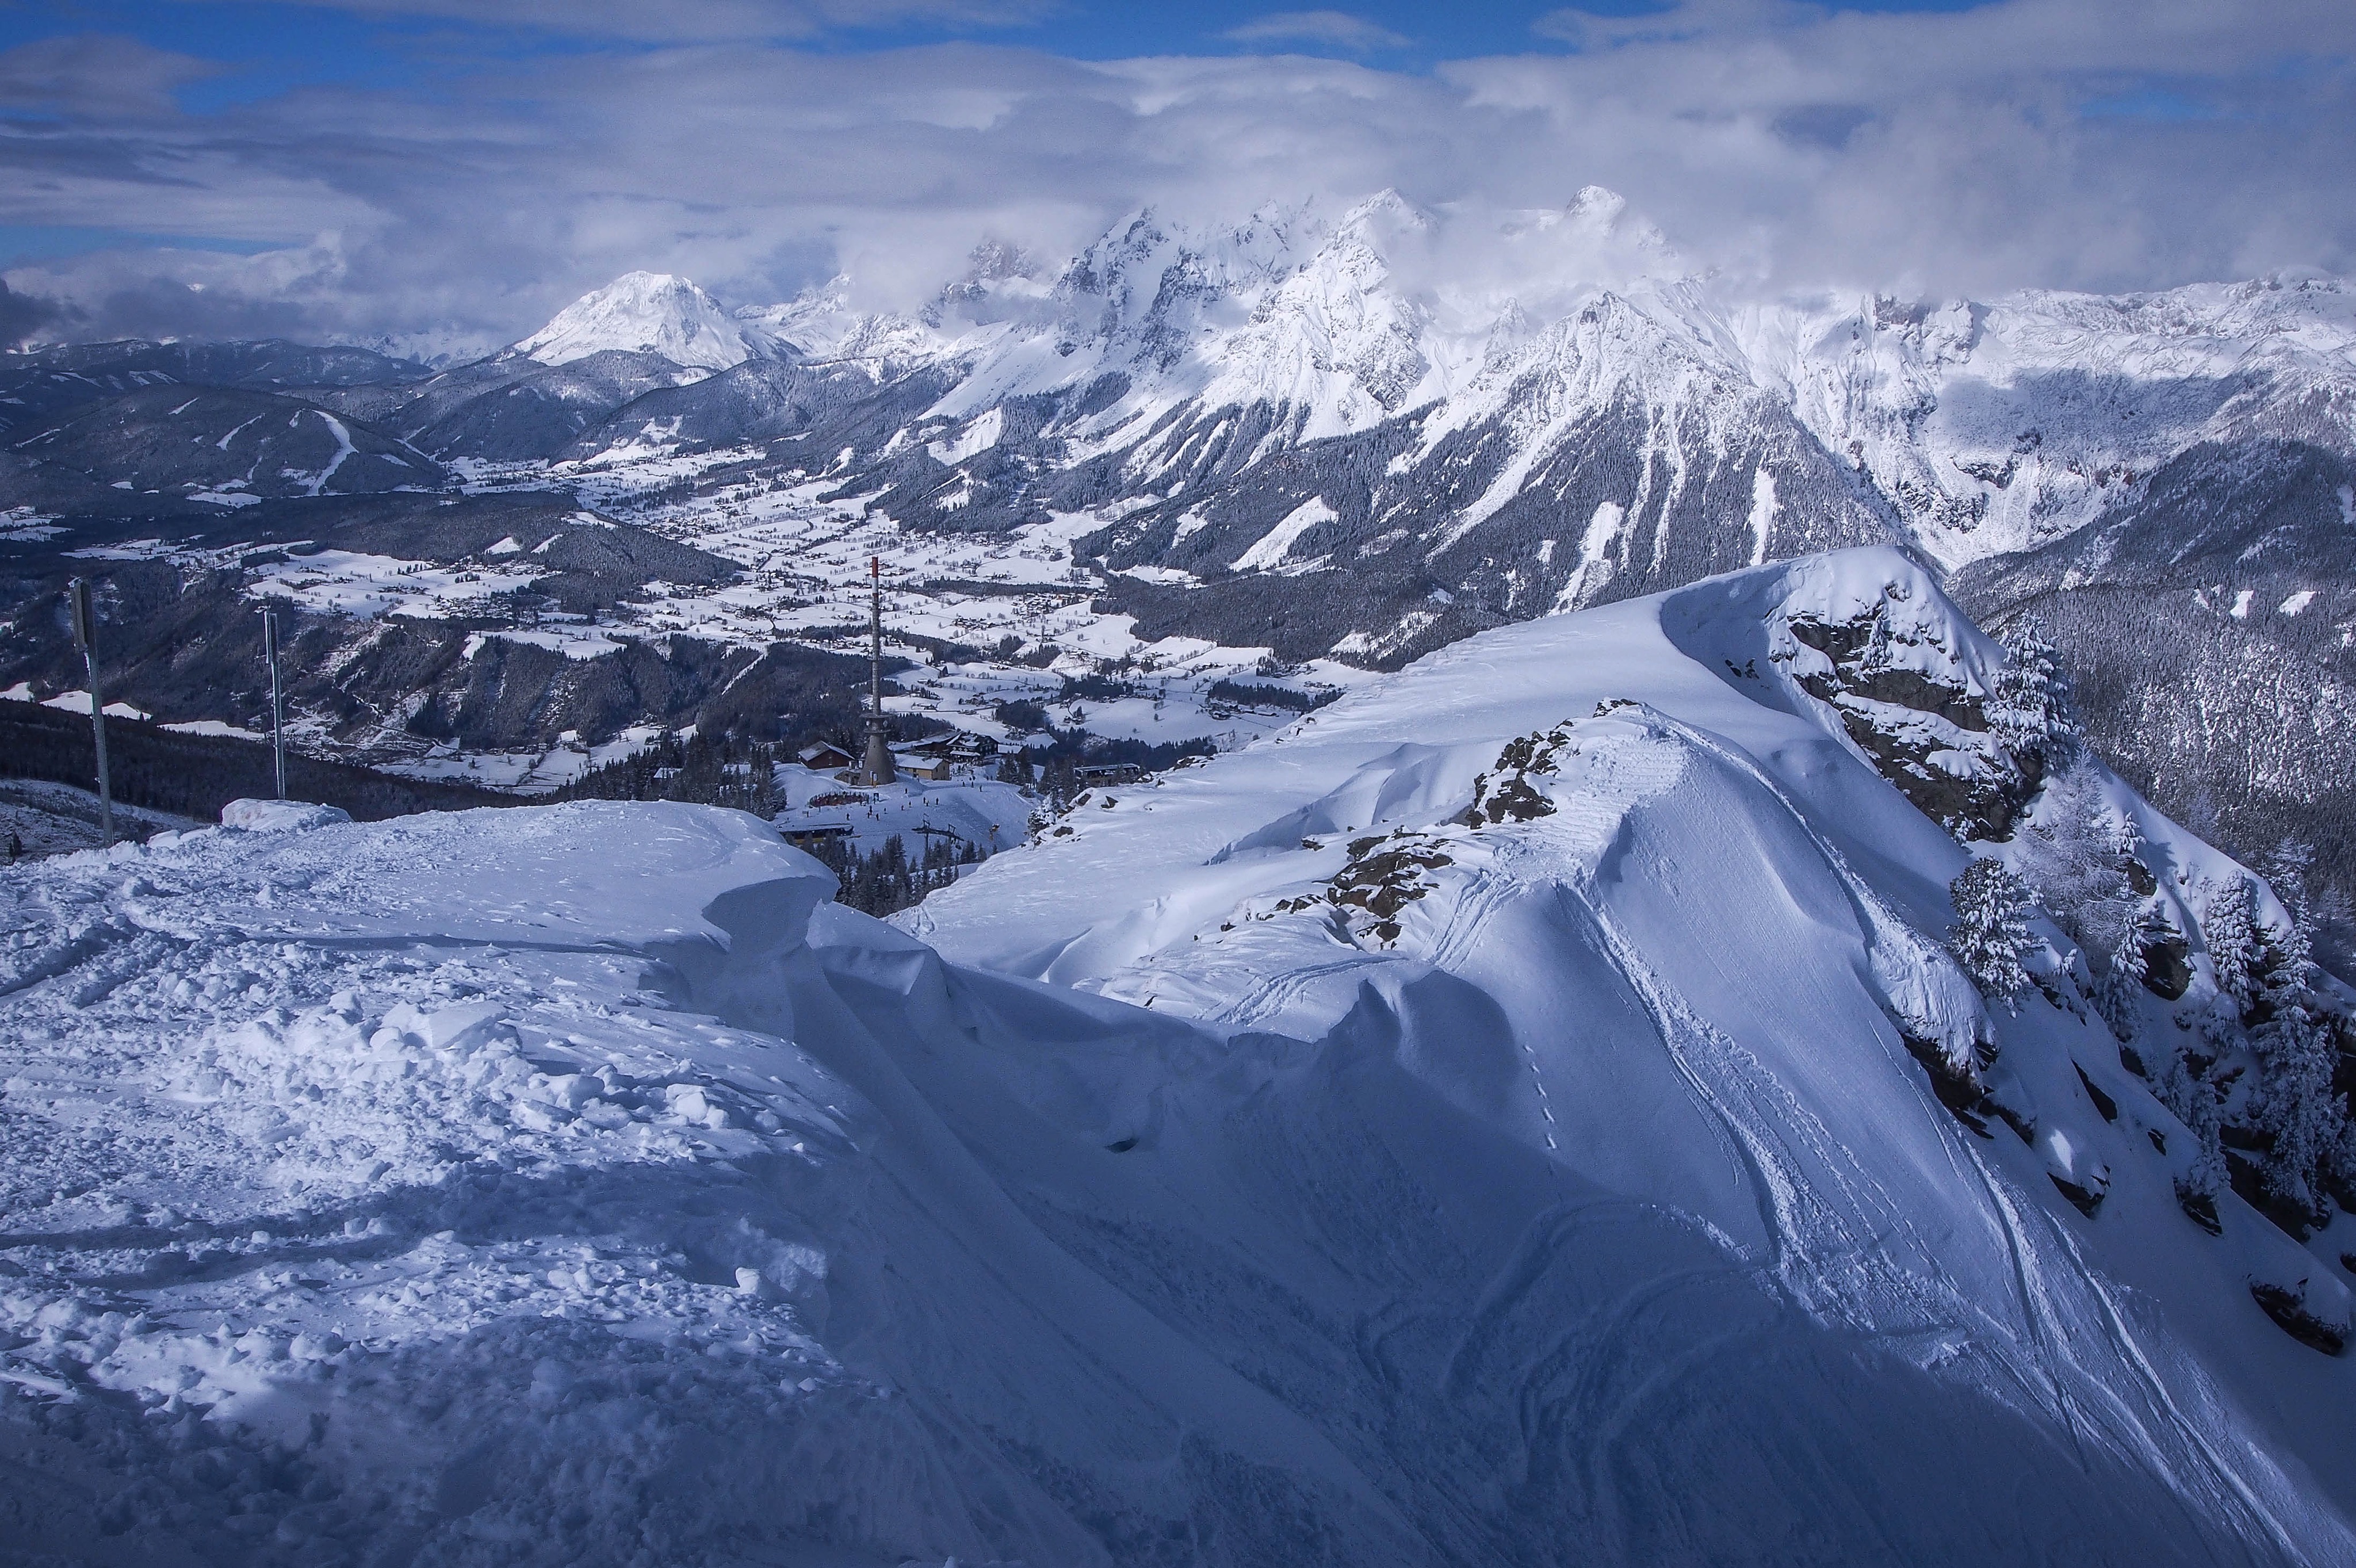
top-left (2, 0), bottom-right (2009, 105)
top-left (0, 0), bottom-right (2346, 346)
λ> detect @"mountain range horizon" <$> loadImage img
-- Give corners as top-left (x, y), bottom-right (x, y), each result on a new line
top-left (7, 8), bottom-right (2356, 1559)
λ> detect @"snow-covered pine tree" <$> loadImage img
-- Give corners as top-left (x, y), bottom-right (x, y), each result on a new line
top-left (2336, 1104), bottom-right (2356, 1210)
top-left (2203, 878), bottom-right (2263, 1018)
top-left (1860, 601), bottom-right (1894, 672)
top-left (2158, 1042), bottom-right (2230, 1221)
top-left (2010, 762), bottom-right (2138, 957)
top-left (1986, 616), bottom-right (2075, 769)
top-left (2094, 925), bottom-right (2148, 1043)
top-left (2250, 1005), bottom-right (2345, 1220)
top-left (2258, 840), bottom-right (2317, 990)
top-left (2242, 854), bottom-right (2344, 1218)
top-left (2261, 839), bottom-right (2316, 929)
top-left (1950, 858), bottom-right (2034, 1007)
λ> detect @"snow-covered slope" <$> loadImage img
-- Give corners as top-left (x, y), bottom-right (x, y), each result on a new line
top-left (517, 271), bottom-right (768, 372)
top-left (8, 383), bottom-right (442, 502)
top-left (1, 801), bottom-right (1429, 1563)
top-left (12, 552), bottom-right (2350, 1562)
top-left (910, 546), bottom-right (2356, 1554)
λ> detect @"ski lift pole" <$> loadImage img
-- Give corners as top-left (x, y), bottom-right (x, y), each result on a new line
top-left (66, 577), bottom-right (114, 846)
top-left (261, 606), bottom-right (288, 800)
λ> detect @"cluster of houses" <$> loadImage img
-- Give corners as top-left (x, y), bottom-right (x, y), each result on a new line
top-left (794, 731), bottom-right (999, 782)
top-left (789, 730), bottom-right (1151, 794)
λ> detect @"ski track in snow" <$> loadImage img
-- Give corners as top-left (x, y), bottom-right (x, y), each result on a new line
top-left (305, 408), bottom-right (358, 495)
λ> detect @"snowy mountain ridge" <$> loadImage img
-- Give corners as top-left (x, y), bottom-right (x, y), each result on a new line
top-left (6, 549), bottom-right (2353, 1563)
top-left (498, 193), bottom-right (2356, 693)
top-left (594, 191), bottom-right (2356, 579)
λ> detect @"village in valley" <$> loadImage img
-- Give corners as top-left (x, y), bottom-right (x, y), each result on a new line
top-left (0, 446), bottom-right (1364, 884)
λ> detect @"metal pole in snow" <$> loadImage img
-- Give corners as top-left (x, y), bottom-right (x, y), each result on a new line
top-left (262, 607), bottom-right (288, 800)
top-left (860, 554), bottom-right (896, 786)
top-left (66, 577), bottom-right (114, 847)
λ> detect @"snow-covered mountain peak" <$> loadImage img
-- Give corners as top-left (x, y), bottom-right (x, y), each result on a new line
top-left (1333, 186), bottom-right (1432, 242)
top-left (518, 270), bottom-right (764, 371)
top-left (1567, 182), bottom-right (1624, 223)
top-left (921, 242), bottom-right (1057, 336)
top-left (862, 190), bottom-right (1709, 440)
top-left (1051, 204), bottom-right (1317, 346)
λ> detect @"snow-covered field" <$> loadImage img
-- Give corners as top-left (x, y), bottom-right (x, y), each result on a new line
top-left (568, 467), bottom-right (1371, 750)
top-left (2, 683), bottom-right (152, 721)
top-left (373, 724), bottom-right (669, 795)
top-left (123, 456), bottom-right (1370, 789)
top-left (4, 550), bottom-right (2351, 1564)
top-left (0, 804), bottom-right (888, 1561)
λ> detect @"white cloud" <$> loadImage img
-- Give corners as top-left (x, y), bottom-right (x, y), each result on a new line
top-left (1219, 12), bottom-right (1413, 53)
top-left (3, 0), bottom-right (2352, 346)
top-left (204, 0), bottom-right (1058, 44)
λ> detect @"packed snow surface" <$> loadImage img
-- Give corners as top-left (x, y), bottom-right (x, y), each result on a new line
top-left (3, 551), bottom-right (2352, 1565)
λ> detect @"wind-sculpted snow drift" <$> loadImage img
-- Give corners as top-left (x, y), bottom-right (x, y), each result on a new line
top-left (3, 550), bottom-right (2351, 1565)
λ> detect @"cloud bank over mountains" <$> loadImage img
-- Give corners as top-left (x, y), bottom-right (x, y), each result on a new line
top-left (2, 0), bottom-right (2351, 351)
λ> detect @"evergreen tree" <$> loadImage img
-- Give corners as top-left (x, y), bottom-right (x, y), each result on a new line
top-left (2093, 925), bottom-right (2147, 1043)
top-left (2261, 839), bottom-right (2316, 931)
top-left (2158, 1042), bottom-right (2229, 1208)
top-left (2258, 839), bottom-right (2317, 990)
top-left (2010, 762), bottom-right (2139, 957)
top-left (1040, 754), bottom-right (1077, 810)
top-left (2336, 1108), bottom-right (2356, 1209)
top-left (1949, 858), bottom-right (2034, 1007)
top-left (2242, 847), bottom-right (2344, 1219)
top-left (805, 829), bottom-right (988, 919)
top-left (2202, 878), bottom-right (2262, 1016)
top-left (2250, 1004), bottom-right (2345, 1219)
top-left (1987, 616), bottom-right (2075, 768)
